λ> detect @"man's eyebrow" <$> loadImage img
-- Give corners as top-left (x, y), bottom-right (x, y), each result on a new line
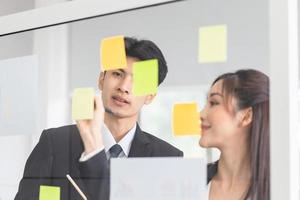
top-left (116, 69), bottom-right (125, 73)
top-left (115, 68), bottom-right (133, 76)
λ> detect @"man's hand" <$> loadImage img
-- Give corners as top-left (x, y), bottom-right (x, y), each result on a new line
top-left (76, 96), bottom-right (105, 154)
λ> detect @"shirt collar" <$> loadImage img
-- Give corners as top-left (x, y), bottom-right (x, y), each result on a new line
top-left (102, 123), bottom-right (137, 157)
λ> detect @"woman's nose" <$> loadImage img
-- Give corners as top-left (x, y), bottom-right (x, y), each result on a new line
top-left (200, 107), bottom-right (207, 121)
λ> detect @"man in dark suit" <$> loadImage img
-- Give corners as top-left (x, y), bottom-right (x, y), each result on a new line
top-left (15, 37), bottom-right (183, 200)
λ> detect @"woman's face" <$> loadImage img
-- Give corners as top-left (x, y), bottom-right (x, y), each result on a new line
top-left (199, 80), bottom-right (245, 149)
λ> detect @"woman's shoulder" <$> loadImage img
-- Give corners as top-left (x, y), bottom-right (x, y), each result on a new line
top-left (207, 160), bottom-right (219, 184)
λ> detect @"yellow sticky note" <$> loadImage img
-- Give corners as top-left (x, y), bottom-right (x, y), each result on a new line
top-left (100, 35), bottom-right (127, 70)
top-left (133, 59), bottom-right (158, 96)
top-left (198, 25), bottom-right (227, 63)
top-left (172, 103), bottom-right (201, 136)
top-left (39, 185), bottom-right (60, 200)
top-left (72, 87), bottom-right (95, 120)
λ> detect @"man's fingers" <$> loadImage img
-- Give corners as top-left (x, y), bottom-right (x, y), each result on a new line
top-left (75, 96), bottom-right (104, 153)
top-left (76, 120), bottom-right (82, 129)
top-left (94, 96), bottom-right (104, 123)
top-left (94, 96), bottom-right (103, 112)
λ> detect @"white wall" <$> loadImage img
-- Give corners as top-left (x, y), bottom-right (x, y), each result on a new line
top-left (0, 0), bottom-right (69, 199)
top-left (0, 1), bottom-right (35, 199)
top-left (270, 0), bottom-right (299, 199)
top-left (0, 0), bottom-right (34, 60)
top-left (69, 0), bottom-right (269, 90)
top-left (0, 0), bottom-right (34, 17)
top-left (0, 135), bottom-right (31, 200)
top-left (69, 0), bottom-right (268, 160)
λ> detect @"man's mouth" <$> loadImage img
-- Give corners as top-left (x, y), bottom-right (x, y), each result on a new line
top-left (112, 96), bottom-right (130, 105)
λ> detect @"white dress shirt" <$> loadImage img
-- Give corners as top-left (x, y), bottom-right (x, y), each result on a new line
top-left (79, 123), bottom-right (137, 162)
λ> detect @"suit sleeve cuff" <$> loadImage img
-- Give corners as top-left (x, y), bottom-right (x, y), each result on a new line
top-left (79, 147), bottom-right (105, 162)
top-left (78, 150), bottom-right (109, 178)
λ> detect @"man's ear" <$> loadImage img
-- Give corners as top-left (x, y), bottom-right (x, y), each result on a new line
top-left (239, 107), bottom-right (253, 127)
top-left (98, 72), bottom-right (105, 91)
top-left (144, 94), bottom-right (157, 105)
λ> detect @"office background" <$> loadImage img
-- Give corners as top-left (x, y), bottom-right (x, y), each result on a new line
top-left (0, 0), bottom-right (299, 199)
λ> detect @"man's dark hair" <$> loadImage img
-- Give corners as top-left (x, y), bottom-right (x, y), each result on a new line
top-left (124, 37), bottom-right (168, 85)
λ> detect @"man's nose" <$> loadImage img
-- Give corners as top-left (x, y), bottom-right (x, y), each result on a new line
top-left (118, 75), bottom-right (132, 94)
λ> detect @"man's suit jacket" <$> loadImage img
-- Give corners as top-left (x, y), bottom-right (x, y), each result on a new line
top-left (14, 124), bottom-right (183, 200)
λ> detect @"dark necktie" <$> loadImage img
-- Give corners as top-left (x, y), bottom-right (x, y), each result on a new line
top-left (109, 144), bottom-right (123, 158)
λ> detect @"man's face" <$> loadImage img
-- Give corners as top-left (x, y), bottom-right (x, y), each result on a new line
top-left (99, 56), bottom-right (156, 119)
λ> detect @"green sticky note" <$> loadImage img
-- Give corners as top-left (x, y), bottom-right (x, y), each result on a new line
top-left (198, 24), bottom-right (227, 63)
top-left (39, 185), bottom-right (60, 200)
top-left (100, 35), bottom-right (127, 71)
top-left (72, 87), bottom-right (95, 120)
top-left (133, 59), bottom-right (158, 96)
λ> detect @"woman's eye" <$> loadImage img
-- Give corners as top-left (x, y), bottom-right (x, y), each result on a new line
top-left (209, 101), bottom-right (219, 106)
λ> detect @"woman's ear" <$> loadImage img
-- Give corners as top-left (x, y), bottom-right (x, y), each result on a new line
top-left (240, 107), bottom-right (253, 127)
top-left (98, 72), bottom-right (105, 91)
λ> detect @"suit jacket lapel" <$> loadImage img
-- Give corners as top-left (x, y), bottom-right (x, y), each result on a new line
top-left (128, 124), bottom-right (152, 157)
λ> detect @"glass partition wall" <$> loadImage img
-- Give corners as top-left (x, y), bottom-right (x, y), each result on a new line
top-left (1, 0), bottom-right (296, 199)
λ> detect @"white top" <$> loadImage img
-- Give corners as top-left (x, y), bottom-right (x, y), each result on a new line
top-left (207, 181), bottom-right (211, 200)
top-left (207, 181), bottom-right (250, 200)
top-left (79, 123), bottom-right (137, 161)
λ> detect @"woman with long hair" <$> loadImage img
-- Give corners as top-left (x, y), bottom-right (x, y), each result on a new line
top-left (199, 69), bottom-right (269, 199)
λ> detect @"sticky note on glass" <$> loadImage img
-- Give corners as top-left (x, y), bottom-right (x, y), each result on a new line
top-left (39, 185), bottom-right (60, 200)
top-left (172, 103), bottom-right (201, 136)
top-left (100, 35), bottom-right (127, 70)
top-left (133, 59), bottom-right (158, 96)
top-left (72, 88), bottom-right (95, 120)
top-left (198, 25), bottom-right (227, 63)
